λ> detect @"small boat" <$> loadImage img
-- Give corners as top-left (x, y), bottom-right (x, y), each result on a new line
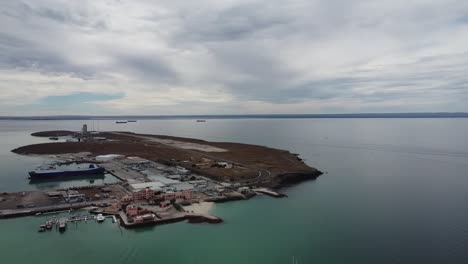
top-left (127, 120), bottom-right (137, 123)
top-left (38, 225), bottom-right (46, 232)
top-left (196, 120), bottom-right (206, 122)
top-left (116, 121), bottom-right (127, 124)
top-left (58, 219), bottom-right (67, 232)
top-left (45, 221), bottom-right (53, 230)
top-left (96, 214), bottom-right (105, 223)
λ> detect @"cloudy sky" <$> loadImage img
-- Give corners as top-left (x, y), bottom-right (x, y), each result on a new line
top-left (1, 0), bottom-right (468, 115)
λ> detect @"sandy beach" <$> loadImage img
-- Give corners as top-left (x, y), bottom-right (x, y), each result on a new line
top-left (183, 202), bottom-right (215, 215)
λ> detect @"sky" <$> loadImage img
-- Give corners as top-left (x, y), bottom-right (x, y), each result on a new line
top-left (1, 0), bottom-right (468, 116)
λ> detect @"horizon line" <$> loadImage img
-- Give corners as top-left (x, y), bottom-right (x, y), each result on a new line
top-left (1, 112), bottom-right (468, 120)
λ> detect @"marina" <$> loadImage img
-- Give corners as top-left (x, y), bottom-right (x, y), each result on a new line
top-left (36, 213), bottom-right (112, 233)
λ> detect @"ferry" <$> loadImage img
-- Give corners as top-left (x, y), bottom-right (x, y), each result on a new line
top-left (28, 163), bottom-right (105, 178)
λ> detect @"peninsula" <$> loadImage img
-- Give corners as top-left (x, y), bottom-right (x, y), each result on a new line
top-left (1, 129), bottom-right (322, 231)
top-left (14, 130), bottom-right (322, 187)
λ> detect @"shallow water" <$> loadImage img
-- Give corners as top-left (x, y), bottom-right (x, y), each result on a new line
top-left (0, 118), bottom-right (467, 263)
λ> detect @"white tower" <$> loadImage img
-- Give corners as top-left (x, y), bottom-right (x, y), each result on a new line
top-left (82, 124), bottom-right (88, 137)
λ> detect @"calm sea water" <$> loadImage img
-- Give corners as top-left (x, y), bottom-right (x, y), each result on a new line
top-left (1, 118), bottom-right (468, 264)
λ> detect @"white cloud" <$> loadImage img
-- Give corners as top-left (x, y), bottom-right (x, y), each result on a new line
top-left (1, 0), bottom-right (468, 115)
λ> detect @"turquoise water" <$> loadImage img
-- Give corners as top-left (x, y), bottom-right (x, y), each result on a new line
top-left (1, 119), bottom-right (468, 263)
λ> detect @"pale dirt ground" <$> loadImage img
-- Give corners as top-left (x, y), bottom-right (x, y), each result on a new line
top-left (117, 133), bottom-right (228, 152)
top-left (149, 138), bottom-right (227, 152)
top-left (183, 201), bottom-right (214, 215)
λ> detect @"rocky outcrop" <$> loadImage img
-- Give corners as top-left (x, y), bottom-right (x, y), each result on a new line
top-left (275, 170), bottom-right (323, 187)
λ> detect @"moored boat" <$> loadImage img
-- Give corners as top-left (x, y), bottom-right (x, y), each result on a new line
top-left (38, 225), bottom-right (46, 232)
top-left (58, 219), bottom-right (67, 232)
top-left (96, 214), bottom-right (105, 223)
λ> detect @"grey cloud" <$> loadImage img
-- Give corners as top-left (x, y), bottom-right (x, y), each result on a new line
top-left (6, 53), bottom-right (96, 79)
top-left (0, 33), bottom-right (95, 79)
top-left (175, 3), bottom-right (292, 42)
top-left (0, 33), bottom-right (30, 49)
top-left (112, 52), bottom-right (178, 84)
top-left (1, 0), bottom-right (468, 114)
top-left (225, 48), bottom-right (468, 104)
top-left (17, 1), bottom-right (108, 30)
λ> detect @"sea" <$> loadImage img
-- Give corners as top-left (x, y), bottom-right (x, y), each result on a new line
top-left (1, 118), bottom-right (468, 264)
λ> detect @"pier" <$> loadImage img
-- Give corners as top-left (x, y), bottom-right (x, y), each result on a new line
top-left (252, 188), bottom-right (287, 198)
top-left (37, 213), bottom-right (116, 233)
top-left (117, 211), bottom-right (222, 228)
top-left (0, 202), bottom-right (94, 219)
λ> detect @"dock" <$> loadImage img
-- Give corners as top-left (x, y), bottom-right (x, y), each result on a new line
top-left (38, 214), bottom-right (95, 232)
top-left (37, 213), bottom-right (118, 233)
top-left (253, 188), bottom-right (287, 198)
top-left (117, 211), bottom-right (222, 228)
top-left (0, 202), bottom-right (94, 219)
top-left (118, 211), bottom-right (185, 228)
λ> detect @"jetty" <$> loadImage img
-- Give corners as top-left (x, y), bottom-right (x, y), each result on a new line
top-left (38, 214), bottom-right (95, 232)
top-left (117, 211), bottom-right (222, 228)
top-left (37, 213), bottom-right (119, 233)
top-left (0, 202), bottom-right (94, 219)
top-left (253, 188), bottom-right (287, 198)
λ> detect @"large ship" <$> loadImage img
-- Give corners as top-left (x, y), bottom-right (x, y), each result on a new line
top-left (28, 163), bottom-right (105, 178)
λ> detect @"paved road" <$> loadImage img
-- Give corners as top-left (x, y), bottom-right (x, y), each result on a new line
top-left (0, 199), bottom-right (116, 218)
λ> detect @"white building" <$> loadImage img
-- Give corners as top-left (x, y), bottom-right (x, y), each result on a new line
top-left (130, 182), bottom-right (166, 192)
